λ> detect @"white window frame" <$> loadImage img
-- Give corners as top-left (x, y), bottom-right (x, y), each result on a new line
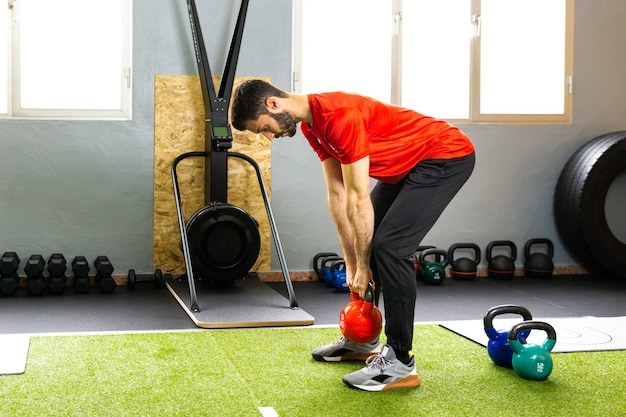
top-left (293, 0), bottom-right (574, 124)
top-left (2, 0), bottom-right (132, 120)
top-left (468, 0), bottom-right (574, 123)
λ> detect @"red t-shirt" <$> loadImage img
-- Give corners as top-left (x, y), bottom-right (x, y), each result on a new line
top-left (301, 92), bottom-right (474, 184)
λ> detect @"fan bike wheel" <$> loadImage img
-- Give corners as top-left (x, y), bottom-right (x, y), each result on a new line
top-left (186, 202), bottom-right (261, 285)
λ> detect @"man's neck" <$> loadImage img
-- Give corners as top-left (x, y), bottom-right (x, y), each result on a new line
top-left (285, 93), bottom-right (313, 124)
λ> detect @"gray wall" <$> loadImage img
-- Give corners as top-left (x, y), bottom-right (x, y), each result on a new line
top-left (0, 0), bottom-right (624, 276)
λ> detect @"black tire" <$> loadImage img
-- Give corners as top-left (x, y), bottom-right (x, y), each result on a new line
top-left (554, 131), bottom-right (626, 278)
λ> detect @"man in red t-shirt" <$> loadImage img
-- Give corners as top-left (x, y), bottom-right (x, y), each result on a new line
top-left (232, 80), bottom-right (475, 392)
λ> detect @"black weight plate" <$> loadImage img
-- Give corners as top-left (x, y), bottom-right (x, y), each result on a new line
top-left (127, 269), bottom-right (137, 289)
top-left (154, 269), bottom-right (163, 288)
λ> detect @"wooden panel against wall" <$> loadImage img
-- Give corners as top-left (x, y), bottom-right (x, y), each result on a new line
top-left (153, 75), bottom-right (271, 274)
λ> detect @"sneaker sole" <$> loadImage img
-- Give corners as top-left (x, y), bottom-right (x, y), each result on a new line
top-left (312, 351), bottom-right (378, 362)
top-left (344, 373), bottom-right (421, 392)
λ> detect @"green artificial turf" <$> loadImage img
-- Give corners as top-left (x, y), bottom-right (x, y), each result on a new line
top-left (0, 325), bottom-right (624, 416)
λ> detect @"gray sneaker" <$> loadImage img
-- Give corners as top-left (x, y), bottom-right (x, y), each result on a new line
top-left (342, 345), bottom-right (421, 391)
top-left (312, 336), bottom-right (380, 362)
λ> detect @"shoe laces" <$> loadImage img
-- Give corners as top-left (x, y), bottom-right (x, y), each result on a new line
top-left (365, 353), bottom-right (393, 371)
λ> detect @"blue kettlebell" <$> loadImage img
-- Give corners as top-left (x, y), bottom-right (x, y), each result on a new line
top-left (331, 260), bottom-right (349, 292)
top-left (321, 256), bottom-right (343, 287)
top-left (508, 321), bottom-right (557, 381)
top-left (483, 304), bottom-right (533, 368)
top-left (313, 252), bottom-right (338, 281)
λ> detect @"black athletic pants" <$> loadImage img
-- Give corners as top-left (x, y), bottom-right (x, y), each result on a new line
top-left (370, 152), bottom-right (475, 354)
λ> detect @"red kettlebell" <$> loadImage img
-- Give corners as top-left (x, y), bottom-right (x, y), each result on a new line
top-left (339, 285), bottom-right (383, 343)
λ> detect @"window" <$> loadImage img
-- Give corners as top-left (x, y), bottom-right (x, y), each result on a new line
top-left (293, 0), bottom-right (573, 124)
top-left (293, 0), bottom-right (391, 102)
top-left (1, 0), bottom-right (132, 119)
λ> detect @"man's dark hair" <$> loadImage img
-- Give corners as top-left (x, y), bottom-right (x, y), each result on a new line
top-left (231, 79), bottom-right (288, 131)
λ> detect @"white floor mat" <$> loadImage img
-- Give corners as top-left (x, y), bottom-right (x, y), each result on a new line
top-left (439, 316), bottom-right (626, 353)
top-left (0, 334), bottom-right (31, 375)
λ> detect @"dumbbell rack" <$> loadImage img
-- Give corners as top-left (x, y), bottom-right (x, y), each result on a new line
top-left (171, 0), bottom-right (299, 313)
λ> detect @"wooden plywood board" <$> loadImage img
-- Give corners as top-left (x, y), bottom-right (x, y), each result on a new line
top-left (154, 75), bottom-right (271, 274)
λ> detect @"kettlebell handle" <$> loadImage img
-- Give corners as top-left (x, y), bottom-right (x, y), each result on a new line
top-left (508, 320), bottom-right (557, 343)
top-left (486, 240), bottom-right (517, 262)
top-left (313, 252), bottom-right (338, 275)
top-left (350, 284), bottom-right (375, 303)
top-left (448, 243), bottom-right (481, 265)
top-left (483, 304), bottom-right (533, 329)
top-left (524, 238), bottom-right (554, 259)
top-left (419, 248), bottom-right (449, 265)
top-left (331, 259), bottom-right (345, 272)
top-left (322, 256), bottom-right (344, 269)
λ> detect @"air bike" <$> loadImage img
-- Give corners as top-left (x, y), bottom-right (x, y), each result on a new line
top-left (168, 0), bottom-right (312, 327)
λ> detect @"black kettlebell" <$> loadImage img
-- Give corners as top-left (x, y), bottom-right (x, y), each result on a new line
top-left (524, 239), bottom-right (554, 278)
top-left (448, 243), bottom-right (481, 280)
top-left (486, 240), bottom-right (517, 279)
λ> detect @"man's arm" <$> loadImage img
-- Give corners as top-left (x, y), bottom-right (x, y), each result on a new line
top-left (321, 156), bottom-right (374, 298)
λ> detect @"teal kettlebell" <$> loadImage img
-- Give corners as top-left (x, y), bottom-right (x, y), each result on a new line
top-left (418, 248), bottom-right (449, 285)
top-left (508, 321), bottom-right (557, 381)
top-left (414, 246), bottom-right (436, 280)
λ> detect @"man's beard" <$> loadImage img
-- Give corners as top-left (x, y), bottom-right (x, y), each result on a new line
top-left (270, 110), bottom-right (298, 137)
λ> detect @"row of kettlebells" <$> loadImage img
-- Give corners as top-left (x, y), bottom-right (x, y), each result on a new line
top-left (484, 304), bottom-right (557, 381)
top-left (313, 252), bottom-right (350, 292)
top-left (416, 238), bottom-right (555, 285)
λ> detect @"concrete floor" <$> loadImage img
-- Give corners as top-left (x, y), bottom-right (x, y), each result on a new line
top-left (1, 273), bottom-right (624, 334)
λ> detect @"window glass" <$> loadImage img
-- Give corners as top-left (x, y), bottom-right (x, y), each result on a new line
top-left (18, 0), bottom-right (124, 110)
top-left (0, 5), bottom-right (8, 114)
top-left (295, 0), bottom-right (571, 123)
top-left (480, 0), bottom-right (566, 114)
top-left (402, 0), bottom-right (471, 119)
top-left (298, 0), bottom-right (392, 103)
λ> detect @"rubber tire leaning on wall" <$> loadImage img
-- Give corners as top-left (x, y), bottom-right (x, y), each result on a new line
top-left (554, 131), bottom-right (626, 279)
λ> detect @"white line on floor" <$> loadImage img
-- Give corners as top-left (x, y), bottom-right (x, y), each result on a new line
top-left (258, 406), bottom-right (279, 417)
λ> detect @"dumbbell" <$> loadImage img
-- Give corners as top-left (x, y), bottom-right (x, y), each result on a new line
top-left (72, 256), bottom-right (91, 293)
top-left (25, 254), bottom-right (46, 295)
top-left (127, 269), bottom-right (164, 290)
top-left (47, 253), bottom-right (68, 294)
top-left (0, 252), bottom-right (21, 296)
top-left (94, 256), bottom-right (116, 293)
